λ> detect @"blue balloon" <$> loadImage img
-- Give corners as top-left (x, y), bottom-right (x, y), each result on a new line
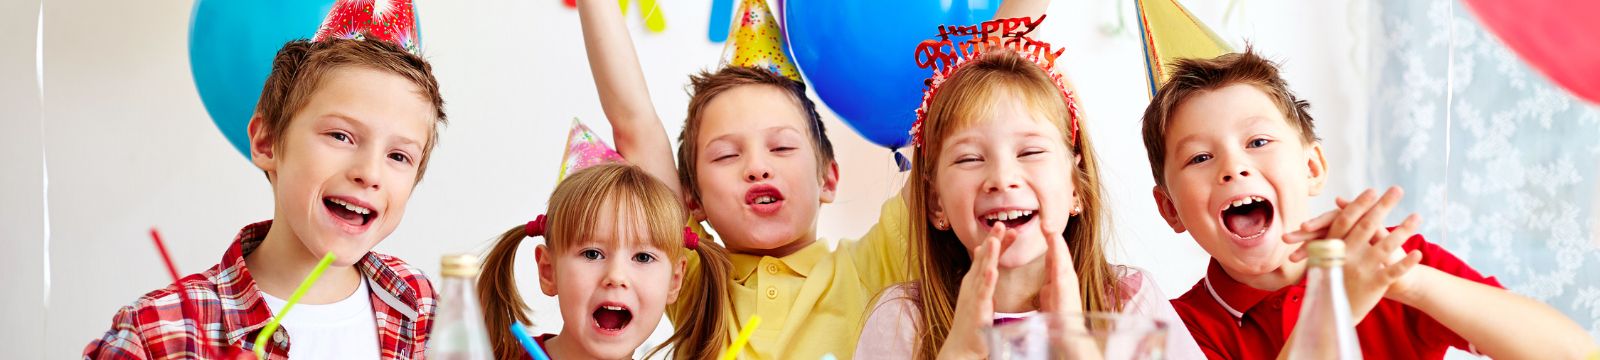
top-left (189, 0), bottom-right (330, 158)
top-left (785, 0), bottom-right (998, 149)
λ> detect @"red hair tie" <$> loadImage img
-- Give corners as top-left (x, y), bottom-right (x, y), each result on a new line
top-left (683, 227), bottom-right (700, 250)
top-left (526, 215), bottom-right (547, 237)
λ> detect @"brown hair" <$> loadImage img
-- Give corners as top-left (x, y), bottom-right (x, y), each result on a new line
top-left (676, 66), bottom-right (835, 204)
top-left (1140, 48), bottom-right (1317, 188)
top-left (904, 50), bottom-right (1122, 359)
top-left (254, 38), bottom-right (447, 181)
top-left (477, 163), bottom-right (732, 360)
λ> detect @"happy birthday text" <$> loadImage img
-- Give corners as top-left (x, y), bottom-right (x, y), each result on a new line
top-left (914, 15), bottom-right (1064, 71)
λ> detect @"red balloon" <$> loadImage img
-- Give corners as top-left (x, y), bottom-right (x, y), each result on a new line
top-left (1463, 0), bottom-right (1600, 104)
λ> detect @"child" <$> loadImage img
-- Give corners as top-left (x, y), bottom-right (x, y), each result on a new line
top-left (477, 163), bottom-right (732, 360)
top-left (84, 38), bottom-right (447, 359)
top-left (573, 0), bottom-right (911, 357)
top-left (1140, 49), bottom-right (1597, 359)
top-left (853, 18), bottom-right (1202, 359)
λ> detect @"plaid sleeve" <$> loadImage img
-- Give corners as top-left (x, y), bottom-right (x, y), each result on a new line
top-left (83, 305), bottom-right (150, 360)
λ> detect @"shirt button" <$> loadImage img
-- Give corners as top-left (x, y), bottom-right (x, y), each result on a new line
top-left (766, 264), bottom-right (779, 274)
top-left (766, 287), bottom-right (778, 299)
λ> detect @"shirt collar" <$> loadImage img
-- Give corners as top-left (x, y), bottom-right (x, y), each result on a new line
top-left (215, 220), bottom-right (276, 346)
top-left (214, 220), bottom-right (426, 346)
top-left (1201, 258), bottom-right (1275, 320)
top-left (730, 240), bottom-right (830, 281)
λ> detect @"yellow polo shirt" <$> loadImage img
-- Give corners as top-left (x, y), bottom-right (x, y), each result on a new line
top-left (669, 196), bottom-right (910, 360)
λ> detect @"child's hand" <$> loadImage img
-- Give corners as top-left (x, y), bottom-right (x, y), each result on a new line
top-left (938, 224), bottom-right (1010, 360)
top-left (1283, 187), bottom-right (1423, 320)
top-left (1038, 210), bottom-right (1083, 320)
top-left (1039, 213), bottom-right (1099, 357)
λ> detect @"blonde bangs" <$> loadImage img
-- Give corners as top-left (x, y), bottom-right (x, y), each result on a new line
top-left (545, 164), bottom-right (687, 259)
top-left (919, 51), bottom-right (1076, 161)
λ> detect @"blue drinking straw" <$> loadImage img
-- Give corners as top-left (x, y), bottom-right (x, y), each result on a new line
top-left (510, 323), bottom-right (552, 360)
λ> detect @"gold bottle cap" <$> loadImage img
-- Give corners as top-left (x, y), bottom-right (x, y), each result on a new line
top-left (440, 254), bottom-right (481, 278)
top-left (1306, 240), bottom-right (1346, 267)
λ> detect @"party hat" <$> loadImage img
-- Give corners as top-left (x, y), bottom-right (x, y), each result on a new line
top-left (722, 0), bottom-right (801, 81)
top-left (557, 118), bottom-right (628, 182)
top-left (1135, 0), bottom-right (1233, 97)
top-left (314, 0), bottom-right (422, 54)
top-left (553, 118), bottom-right (716, 242)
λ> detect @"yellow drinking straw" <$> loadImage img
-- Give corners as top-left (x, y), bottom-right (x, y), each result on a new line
top-left (721, 315), bottom-right (762, 360)
top-left (253, 252), bottom-right (337, 359)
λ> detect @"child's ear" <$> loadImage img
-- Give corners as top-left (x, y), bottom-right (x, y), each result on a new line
top-left (1304, 142), bottom-right (1329, 196)
top-left (247, 114), bottom-right (277, 175)
top-left (534, 244), bottom-right (558, 296)
top-left (818, 161), bottom-right (840, 204)
top-left (927, 189), bottom-right (948, 229)
top-left (1153, 186), bottom-right (1187, 233)
top-left (666, 256), bottom-right (686, 304)
top-left (684, 193), bottom-right (707, 223)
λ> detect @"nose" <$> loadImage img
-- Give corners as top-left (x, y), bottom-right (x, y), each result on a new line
top-left (348, 152), bottom-right (383, 191)
top-left (1218, 161), bottom-right (1252, 184)
top-left (983, 159), bottom-right (1023, 193)
top-left (744, 155), bottom-right (772, 182)
top-left (602, 260), bottom-right (629, 289)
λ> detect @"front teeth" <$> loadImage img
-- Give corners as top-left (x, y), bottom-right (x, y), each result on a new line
top-left (1224, 196), bottom-right (1267, 211)
top-left (601, 305), bottom-right (625, 311)
top-left (754, 196), bottom-right (776, 204)
top-left (329, 198), bottom-right (372, 215)
top-left (984, 210), bottom-right (1034, 221)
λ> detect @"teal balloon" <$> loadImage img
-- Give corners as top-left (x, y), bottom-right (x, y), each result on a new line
top-left (189, 0), bottom-right (330, 158)
top-left (785, 0), bottom-right (998, 149)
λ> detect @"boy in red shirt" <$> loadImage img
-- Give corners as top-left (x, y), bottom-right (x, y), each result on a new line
top-left (84, 37), bottom-right (446, 359)
top-left (1139, 49), bottom-right (1596, 359)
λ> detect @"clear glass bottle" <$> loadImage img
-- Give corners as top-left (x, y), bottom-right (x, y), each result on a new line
top-left (425, 254), bottom-right (494, 360)
top-left (1284, 240), bottom-right (1363, 359)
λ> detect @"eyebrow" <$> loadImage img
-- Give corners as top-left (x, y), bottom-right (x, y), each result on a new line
top-left (704, 125), bottom-right (803, 147)
top-left (321, 113), bottom-right (368, 133)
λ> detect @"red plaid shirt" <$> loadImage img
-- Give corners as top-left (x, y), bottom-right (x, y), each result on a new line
top-left (84, 220), bottom-right (437, 359)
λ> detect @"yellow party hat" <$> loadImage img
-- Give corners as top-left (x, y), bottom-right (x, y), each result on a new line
top-left (1135, 0), bottom-right (1234, 97)
top-left (722, 0), bottom-right (801, 81)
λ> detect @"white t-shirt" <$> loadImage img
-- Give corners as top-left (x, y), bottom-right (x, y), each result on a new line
top-left (262, 278), bottom-right (381, 359)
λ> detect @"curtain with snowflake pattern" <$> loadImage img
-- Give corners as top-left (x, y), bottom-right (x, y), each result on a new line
top-left (1370, 0), bottom-right (1600, 343)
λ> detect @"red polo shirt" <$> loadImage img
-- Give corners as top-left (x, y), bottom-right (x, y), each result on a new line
top-left (1172, 234), bottom-right (1502, 360)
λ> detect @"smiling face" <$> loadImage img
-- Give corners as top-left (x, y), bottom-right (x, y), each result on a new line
top-left (253, 66), bottom-right (434, 267)
top-left (930, 94), bottom-right (1079, 268)
top-left (691, 85), bottom-right (837, 256)
top-left (1154, 83), bottom-right (1327, 276)
top-left (537, 196), bottom-right (682, 359)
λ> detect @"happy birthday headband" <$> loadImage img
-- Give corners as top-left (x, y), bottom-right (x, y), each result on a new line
top-left (909, 15), bottom-right (1081, 150)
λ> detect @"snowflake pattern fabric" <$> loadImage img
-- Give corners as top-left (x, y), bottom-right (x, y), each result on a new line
top-left (1371, 0), bottom-right (1600, 342)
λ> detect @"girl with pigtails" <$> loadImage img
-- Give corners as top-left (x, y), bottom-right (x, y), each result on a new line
top-left (477, 163), bottom-right (733, 360)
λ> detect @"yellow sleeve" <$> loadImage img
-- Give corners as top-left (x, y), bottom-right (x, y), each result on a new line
top-left (842, 195), bottom-right (912, 291)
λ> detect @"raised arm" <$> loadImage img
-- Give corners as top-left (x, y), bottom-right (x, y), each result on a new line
top-left (996, 0), bottom-right (1050, 20)
top-left (575, 0), bottom-right (681, 195)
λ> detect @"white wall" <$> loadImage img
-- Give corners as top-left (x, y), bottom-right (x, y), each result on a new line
top-left (1, 0), bottom-right (46, 358)
top-left (18, 0), bottom-right (1370, 357)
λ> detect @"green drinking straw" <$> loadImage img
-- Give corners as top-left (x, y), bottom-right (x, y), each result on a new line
top-left (253, 252), bottom-right (337, 359)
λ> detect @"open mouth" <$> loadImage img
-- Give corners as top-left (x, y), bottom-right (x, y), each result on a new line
top-left (982, 209), bottom-right (1036, 229)
top-left (744, 185), bottom-right (786, 213)
top-left (592, 304), bottom-right (633, 333)
top-left (1220, 195), bottom-right (1274, 240)
top-left (324, 197), bottom-right (375, 227)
